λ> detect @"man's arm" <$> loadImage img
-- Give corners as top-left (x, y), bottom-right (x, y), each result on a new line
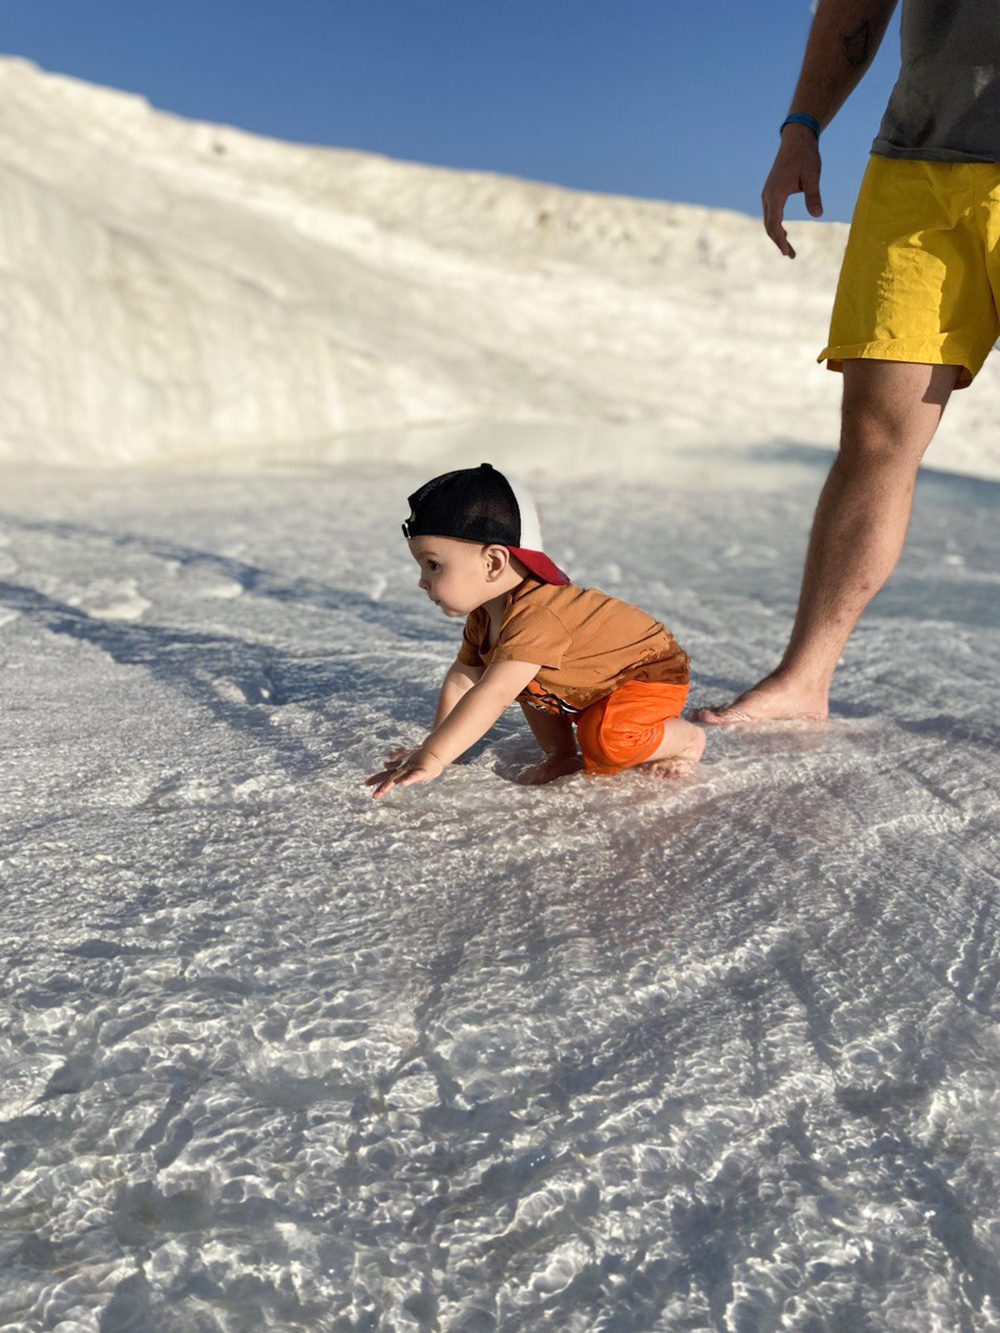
top-left (368, 659), bottom-right (540, 798)
top-left (764, 0), bottom-right (898, 257)
top-left (790, 0), bottom-right (898, 129)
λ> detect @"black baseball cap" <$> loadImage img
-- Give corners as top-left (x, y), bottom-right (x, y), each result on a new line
top-left (402, 463), bottom-right (569, 585)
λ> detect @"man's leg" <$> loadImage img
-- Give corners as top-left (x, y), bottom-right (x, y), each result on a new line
top-left (698, 359), bottom-right (961, 724)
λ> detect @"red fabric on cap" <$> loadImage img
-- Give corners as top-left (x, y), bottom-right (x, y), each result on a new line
top-left (507, 546), bottom-right (570, 585)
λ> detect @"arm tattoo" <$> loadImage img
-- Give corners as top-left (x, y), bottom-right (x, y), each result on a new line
top-left (842, 19), bottom-right (871, 68)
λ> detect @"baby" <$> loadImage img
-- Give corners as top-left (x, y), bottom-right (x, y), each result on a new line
top-left (367, 463), bottom-right (704, 799)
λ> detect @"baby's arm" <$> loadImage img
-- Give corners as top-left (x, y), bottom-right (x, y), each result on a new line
top-left (376, 656), bottom-right (482, 776)
top-left (433, 657), bottom-right (484, 727)
top-left (368, 659), bottom-right (540, 799)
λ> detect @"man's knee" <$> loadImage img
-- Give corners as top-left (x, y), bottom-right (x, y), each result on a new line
top-left (838, 406), bottom-right (920, 467)
top-left (838, 360), bottom-right (959, 468)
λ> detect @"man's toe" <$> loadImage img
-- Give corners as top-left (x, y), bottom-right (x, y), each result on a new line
top-left (695, 704), bottom-right (755, 726)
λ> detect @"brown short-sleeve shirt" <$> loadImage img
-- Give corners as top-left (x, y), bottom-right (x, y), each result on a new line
top-left (457, 576), bottom-right (689, 715)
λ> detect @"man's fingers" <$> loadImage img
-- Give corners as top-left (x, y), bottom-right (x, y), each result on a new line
top-left (763, 194), bottom-right (795, 259)
top-left (803, 177), bottom-right (823, 217)
top-left (763, 135), bottom-right (822, 257)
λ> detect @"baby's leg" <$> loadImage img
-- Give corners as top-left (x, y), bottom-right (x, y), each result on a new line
top-left (639, 717), bottom-right (706, 777)
top-left (515, 703), bottom-right (585, 785)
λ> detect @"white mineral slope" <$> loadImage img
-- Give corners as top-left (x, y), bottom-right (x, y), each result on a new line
top-left (2, 55), bottom-right (999, 479)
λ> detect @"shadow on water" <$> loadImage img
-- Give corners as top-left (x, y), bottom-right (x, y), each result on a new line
top-left (730, 446), bottom-right (1000, 633)
top-left (869, 575), bottom-right (1000, 631)
top-left (0, 581), bottom-right (436, 775)
top-left (761, 443), bottom-right (1000, 508)
top-left (0, 513), bottom-right (441, 645)
top-left (895, 710), bottom-right (1000, 751)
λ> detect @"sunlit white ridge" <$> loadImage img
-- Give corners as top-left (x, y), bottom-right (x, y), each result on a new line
top-left (1, 55), bottom-right (998, 479)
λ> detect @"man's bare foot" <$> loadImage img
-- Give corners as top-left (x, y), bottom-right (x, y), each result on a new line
top-left (515, 754), bottom-right (585, 785)
top-left (696, 673), bottom-right (829, 725)
top-left (643, 725), bottom-right (706, 778)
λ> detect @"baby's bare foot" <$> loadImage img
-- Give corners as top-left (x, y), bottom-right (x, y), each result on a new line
top-left (696, 673), bottom-right (828, 725)
top-left (645, 725), bottom-right (706, 778)
top-left (515, 754), bottom-right (585, 785)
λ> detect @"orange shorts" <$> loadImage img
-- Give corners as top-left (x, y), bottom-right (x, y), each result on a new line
top-left (575, 679), bottom-right (690, 775)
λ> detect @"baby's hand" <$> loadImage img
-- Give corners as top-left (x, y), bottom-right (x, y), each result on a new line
top-left (379, 746), bottom-right (414, 774)
top-left (366, 747), bottom-right (445, 800)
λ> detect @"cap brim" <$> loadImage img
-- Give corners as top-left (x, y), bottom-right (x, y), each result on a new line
top-left (508, 547), bottom-right (570, 585)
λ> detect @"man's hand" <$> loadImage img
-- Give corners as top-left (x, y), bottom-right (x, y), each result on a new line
top-left (366, 747), bottom-right (445, 800)
top-left (762, 125), bottom-right (823, 258)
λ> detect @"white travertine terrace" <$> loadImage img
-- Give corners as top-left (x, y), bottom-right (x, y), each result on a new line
top-left (2, 56), bottom-right (998, 478)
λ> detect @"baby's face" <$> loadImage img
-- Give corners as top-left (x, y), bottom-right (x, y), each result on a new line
top-left (408, 536), bottom-right (498, 617)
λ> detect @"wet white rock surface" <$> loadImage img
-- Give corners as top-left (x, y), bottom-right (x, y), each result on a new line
top-left (1, 438), bottom-right (998, 1332)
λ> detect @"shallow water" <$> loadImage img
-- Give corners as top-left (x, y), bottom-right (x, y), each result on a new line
top-left (1, 439), bottom-right (998, 1331)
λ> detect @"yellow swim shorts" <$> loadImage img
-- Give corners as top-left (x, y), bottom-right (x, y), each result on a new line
top-left (820, 155), bottom-right (1000, 388)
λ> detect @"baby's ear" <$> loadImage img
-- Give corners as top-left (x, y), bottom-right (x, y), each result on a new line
top-left (483, 543), bottom-right (510, 578)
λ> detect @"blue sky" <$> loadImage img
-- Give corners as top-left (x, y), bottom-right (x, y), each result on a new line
top-left (3, 1), bottom-right (903, 224)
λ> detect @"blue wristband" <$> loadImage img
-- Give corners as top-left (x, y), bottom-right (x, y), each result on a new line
top-left (781, 112), bottom-right (820, 139)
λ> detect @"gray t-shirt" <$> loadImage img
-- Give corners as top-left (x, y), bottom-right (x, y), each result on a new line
top-left (873, 0), bottom-right (1000, 161)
